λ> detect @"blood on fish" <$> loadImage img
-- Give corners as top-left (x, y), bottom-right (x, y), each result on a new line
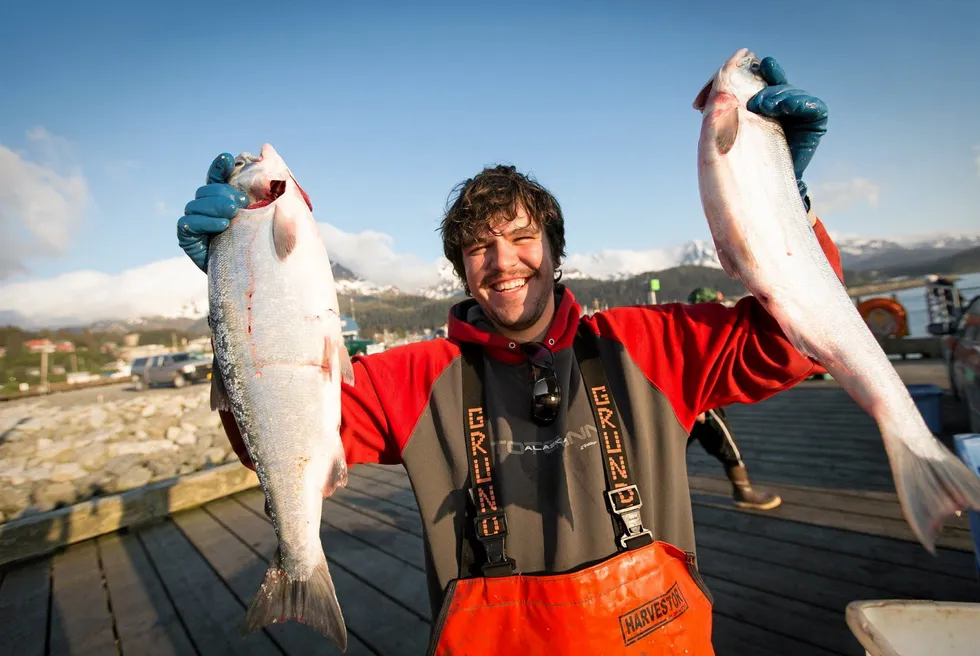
top-left (246, 179), bottom-right (288, 210)
top-left (320, 337), bottom-right (334, 377)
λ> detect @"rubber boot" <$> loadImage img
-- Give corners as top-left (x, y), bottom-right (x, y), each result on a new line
top-left (727, 465), bottom-right (782, 511)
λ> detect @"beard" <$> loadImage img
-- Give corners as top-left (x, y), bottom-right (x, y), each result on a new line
top-left (480, 267), bottom-right (553, 333)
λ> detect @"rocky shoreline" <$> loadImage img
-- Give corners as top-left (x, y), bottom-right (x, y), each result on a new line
top-left (0, 386), bottom-right (237, 524)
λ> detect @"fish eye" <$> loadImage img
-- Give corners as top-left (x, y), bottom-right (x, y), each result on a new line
top-left (749, 59), bottom-right (761, 72)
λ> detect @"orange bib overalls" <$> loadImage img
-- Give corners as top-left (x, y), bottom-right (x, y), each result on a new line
top-left (426, 327), bottom-right (715, 655)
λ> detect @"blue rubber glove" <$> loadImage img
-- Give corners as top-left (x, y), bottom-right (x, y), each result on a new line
top-left (176, 153), bottom-right (248, 272)
top-left (746, 57), bottom-right (828, 209)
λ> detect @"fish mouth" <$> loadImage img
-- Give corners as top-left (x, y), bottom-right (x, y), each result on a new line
top-left (246, 179), bottom-right (288, 210)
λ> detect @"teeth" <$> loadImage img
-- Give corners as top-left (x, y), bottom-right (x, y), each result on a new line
top-left (493, 279), bottom-right (526, 292)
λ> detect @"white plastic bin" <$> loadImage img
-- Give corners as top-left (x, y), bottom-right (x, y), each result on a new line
top-left (846, 600), bottom-right (980, 655)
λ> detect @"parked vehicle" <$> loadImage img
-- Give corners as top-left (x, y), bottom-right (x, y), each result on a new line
top-left (936, 294), bottom-right (980, 432)
top-left (131, 351), bottom-right (213, 390)
top-left (344, 335), bottom-right (384, 356)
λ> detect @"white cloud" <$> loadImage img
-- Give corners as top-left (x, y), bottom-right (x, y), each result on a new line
top-left (0, 221), bottom-right (448, 328)
top-left (0, 257), bottom-right (208, 328)
top-left (154, 200), bottom-right (172, 216)
top-left (0, 128), bottom-right (90, 280)
top-left (317, 222), bottom-right (444, 290)
top-left (809, 178), bottom-right (880, 214)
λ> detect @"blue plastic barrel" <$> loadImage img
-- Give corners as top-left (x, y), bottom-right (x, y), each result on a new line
top-left (907, 383), bottom-right (944, 435)
top-left (952, 434), bottom-right (980, 578)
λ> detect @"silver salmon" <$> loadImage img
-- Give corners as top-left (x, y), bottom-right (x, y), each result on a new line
top-left (207, 143), bottom-right (354, 650)
top-left (693, 48), bottom-right (980, 553)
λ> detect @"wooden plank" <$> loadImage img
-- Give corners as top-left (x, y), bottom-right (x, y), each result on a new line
top-left (225, 492), bottom-right (431, 655)
top-left (711, 614), bottom-right (834, 656)
top-left (0, 462), bottom-right (260, 567)
top-left (693, 520), bottom-right (980, 603)
top-left (48, 541), bottom-right (117, 656)
top-left (172, 506), bottom-right (372, 656)
top-left (98, 531), bottom-right (196, 656)
top-left (334, 483), bottom-right (424, 536)
top-left (0, 557), bottom-right (50, 656)
top-left (689, 474), bottom-right (973, 534)
top-left (341, 476), bottom-right (418, 513)
top-left (697, 543), bottom-right (889, 614)
top-left (137, 518), bottom-right (280, 655)
top-left (690, 460), bottom-right (896, 492)
top-left (226, 495), bottom-right (432, 621)
top-left (703, 575), bottom-right (860, 655)
top-left (691, 504), bottom-right (977, 579)
top-left (308, 495), bottom-right (428, 571)
top-left (357, 464), bottom-right (412, 490)
top-left (691, 491), bottom-right (975, 552)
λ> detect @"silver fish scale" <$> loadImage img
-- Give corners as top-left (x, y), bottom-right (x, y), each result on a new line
top-left (723, 109), bottom-right (938, 450)
top-left (208, 192), bottom-right (346, 579)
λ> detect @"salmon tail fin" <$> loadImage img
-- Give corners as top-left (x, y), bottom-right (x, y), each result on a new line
top-left (888, 436), bottom-right (980, 556)
top-left (242, 550), bottom-right (348, 652)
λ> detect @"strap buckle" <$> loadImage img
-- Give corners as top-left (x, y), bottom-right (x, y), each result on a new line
top-left (473, 510), bottom-right (516, 576)
top-left (606, 485), bottom-right (653, 550)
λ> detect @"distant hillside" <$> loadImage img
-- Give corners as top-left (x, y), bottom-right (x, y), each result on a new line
top-left (844, 246), bottom-right (980, 286)
top-left (338, 265), bottom-right (747, 338)
top-left (563, 265), bottom-right (746, 307)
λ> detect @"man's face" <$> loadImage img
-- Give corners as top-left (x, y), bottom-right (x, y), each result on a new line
top-left (462, 207), bottom-right (555, 336)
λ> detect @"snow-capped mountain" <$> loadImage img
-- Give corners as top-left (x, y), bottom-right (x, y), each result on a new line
top-left (413, 261), bottom-right (465, 299)
top-left (834, 232), bottom-right (980, 271)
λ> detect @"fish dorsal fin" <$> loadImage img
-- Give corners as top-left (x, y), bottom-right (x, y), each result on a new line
top-left (272, 205), bottom-right (298, 261)
top-left (715, 106), bottom-right (739, 155)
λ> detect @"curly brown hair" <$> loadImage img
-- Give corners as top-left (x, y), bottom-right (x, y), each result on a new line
top-left (440, 165), bottom-right (567, 295)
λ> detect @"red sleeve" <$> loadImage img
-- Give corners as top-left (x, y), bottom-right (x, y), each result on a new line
top-left (583, 218), bottom-right (842, 432)
top-left (218, 339), bottom-right (458, 469)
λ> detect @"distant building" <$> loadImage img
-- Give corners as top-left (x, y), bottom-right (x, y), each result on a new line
top-left (25, 339), bottom-right (55, 353)
top-left (55, 341), bottom-right (75, 353)
top-left (340, 315), bottom-right (360, 339)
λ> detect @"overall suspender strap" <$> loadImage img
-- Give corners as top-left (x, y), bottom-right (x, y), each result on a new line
top-left (459, 344), bottom-right (516, 577)
top-left (572, 325), bottom-right (654, 551)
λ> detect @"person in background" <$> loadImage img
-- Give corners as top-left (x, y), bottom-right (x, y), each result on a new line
top-left (686, 287), bottom-right (783, 511)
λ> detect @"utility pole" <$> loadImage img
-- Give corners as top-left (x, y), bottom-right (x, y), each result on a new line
top-left (40, 349), bottom-right (48, 392)
top-left (70, 352), bottom-right (78, 373)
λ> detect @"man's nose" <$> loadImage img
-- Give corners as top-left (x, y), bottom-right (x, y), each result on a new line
top-left (489, 240), bottom-right (519, 270)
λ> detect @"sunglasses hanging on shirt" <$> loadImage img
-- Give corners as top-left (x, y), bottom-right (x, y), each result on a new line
top-left (521, 342), bottom-right (561, 426)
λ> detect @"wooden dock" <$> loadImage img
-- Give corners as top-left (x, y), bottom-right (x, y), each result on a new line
top-left (1, 361), bottom-right (978, 655)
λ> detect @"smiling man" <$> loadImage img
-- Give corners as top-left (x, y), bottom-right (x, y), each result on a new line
top-left (176, 57), bottom-right (836, 654)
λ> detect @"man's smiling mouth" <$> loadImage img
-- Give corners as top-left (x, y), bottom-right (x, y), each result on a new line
top-left (490, 278), bottom-right (528, 293)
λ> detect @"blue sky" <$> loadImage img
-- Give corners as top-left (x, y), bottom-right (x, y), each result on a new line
top-left (1, 0), bottom-right (978, 298)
